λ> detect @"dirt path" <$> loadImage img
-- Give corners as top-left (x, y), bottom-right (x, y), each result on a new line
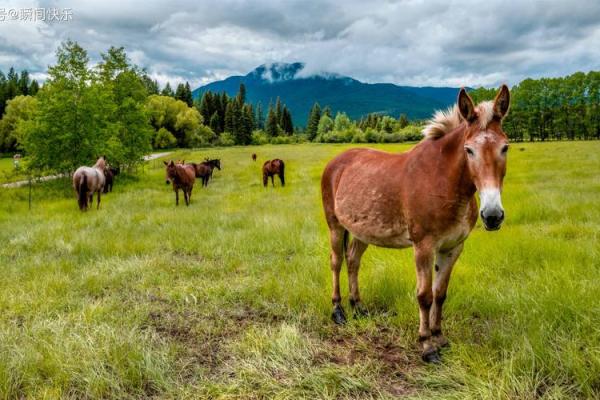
top-left (1, 152), bottom-right (172, 189)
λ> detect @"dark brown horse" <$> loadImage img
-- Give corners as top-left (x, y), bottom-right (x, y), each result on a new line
top-left (263, 159), bottom-right (285, 187)
top-left (164, 160), bottom-right (196, 206)
top-left (321, 86), bottom-right (510, 363)
top-left (73, 156), bottom-right (106, 211)
top-left (103, 166), bottom-right (120, 193)
top-left (191, 158), bottom-right (221, 187)
top-left (252, 153), bottom-right (257, 161)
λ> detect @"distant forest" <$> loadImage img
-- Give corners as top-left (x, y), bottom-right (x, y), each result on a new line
top-left (0, 40), bottom-right (598, 172)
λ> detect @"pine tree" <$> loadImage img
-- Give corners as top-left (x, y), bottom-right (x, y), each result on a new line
top-left (161, 82), bottom-right (174, 97)
top-left (265, 104), bottom-right (279, 137)
top-left (209, 111), bottom-right (220, 134)
top-left (398, 114), bottom-right (409, 128)
top-left (281, 106), bottom-right (293, 135)
top-left (255, 101), bottom-right (264, 129)
top-left (306, 102), bottom-right (321, 140)
top-left (224, 101), bottom-right (234, 133)
top-left (17, 70), bottom-right (30, 95)
top-left (184, 82), bottom-right (193, 106)
top-left (275, 97), bottom-right (282, 125)
top-left (236, 83), bottom-right (246, 105)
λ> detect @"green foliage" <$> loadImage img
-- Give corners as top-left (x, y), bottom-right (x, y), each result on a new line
top-left (251, 130), bottom-right (269, 145)
top-left (0, 67), bottom-right (40, 118)
top-left (22, 41), bottom-right (115, 173)
top-left (305, 102), bottom-right (321, 141)
top-left (217, 132), bottom-right (236, 146)
top-left (153, 127), bottom-right (176, 149)
top-left (0, 95), bottom-right (37, 152)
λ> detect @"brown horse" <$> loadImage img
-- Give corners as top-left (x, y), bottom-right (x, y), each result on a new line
top-left (103, 166), bottom-right (120, 193)
top-left (73, 156), bottom-right (107, 211)
top-left (191, 158), bottom-right (221, 187)
top-left (252, 153), bottom-right (257, 161)
top-left (321, 86), bottom-right (510, 363)
top-left (263, 159), bottom-right (285, 187)
top-left (164, 160), bottom-right (196, 206)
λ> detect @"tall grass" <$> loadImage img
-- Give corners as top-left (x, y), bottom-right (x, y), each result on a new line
top-left (0, 142), bottom-right (598, 398)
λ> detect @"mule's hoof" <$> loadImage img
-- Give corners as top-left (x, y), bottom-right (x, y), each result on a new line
top-left (422, 349), bottom-right (441, 364)
top-left (352, 304), bottom-right (369, 319)
top-left (332, 304), bottom-right (347, 325)
top-left (435, 335), bottom-right (450, 349)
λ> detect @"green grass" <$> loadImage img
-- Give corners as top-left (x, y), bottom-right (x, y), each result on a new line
top-left (0, 142), bottom-right (599, 399)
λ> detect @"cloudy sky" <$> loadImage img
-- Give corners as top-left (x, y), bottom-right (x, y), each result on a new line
top-left (1, 0), bottom-right (599, 89)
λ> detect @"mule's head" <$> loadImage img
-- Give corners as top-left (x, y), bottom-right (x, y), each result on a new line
top-left (213, 159), bottom-right (221, 170)
top-left (458, 85), bottom-right (510, 231)
top-left (163, 160), bottom-right (177, 184)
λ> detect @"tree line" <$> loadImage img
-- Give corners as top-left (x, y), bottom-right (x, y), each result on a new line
top-left (469, 71), bottom-right (600, 141)
top-left (1, 39), bottom-right (598, 174)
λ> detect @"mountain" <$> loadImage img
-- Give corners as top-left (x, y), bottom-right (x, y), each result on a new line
top-left (192, 62), bottom-right (460, 126)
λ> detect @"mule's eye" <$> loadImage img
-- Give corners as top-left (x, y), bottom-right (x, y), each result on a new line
top-left (501, 144), bottom-right (509, 154)
top-left (465, 147), bottom-right (475, 157)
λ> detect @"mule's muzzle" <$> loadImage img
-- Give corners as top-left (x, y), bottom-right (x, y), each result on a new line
top-left (481, 210), bottom-right (504, 231)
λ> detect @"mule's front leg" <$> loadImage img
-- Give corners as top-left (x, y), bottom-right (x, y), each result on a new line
top-left (175, 189), bottom-right (179, 206)
top-left (430, 244), bottom-right (463, 349)
top-left (414, 243), bottom-right (438, 363)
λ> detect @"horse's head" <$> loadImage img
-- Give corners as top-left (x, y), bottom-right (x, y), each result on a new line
top-left (212, 159), bottom-right (221, 170)
top-left (164, 160), bottom-right (177, 184)
top-left (458, 85), bottom-right (510, 231)
top-left (95, 156), bottom-right (107, 170)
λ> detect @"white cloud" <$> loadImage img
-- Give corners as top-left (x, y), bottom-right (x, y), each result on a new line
top-left (0, 0), bottom-right (599, 88)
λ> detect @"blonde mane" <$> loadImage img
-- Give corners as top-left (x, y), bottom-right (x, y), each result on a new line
top-left (422, 100), bottom-right (495, 139)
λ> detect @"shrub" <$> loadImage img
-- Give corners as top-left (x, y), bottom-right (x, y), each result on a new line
top-left (153, 128), bottom-right (177, 149)
top-left (399, 125), bottom-right (424, 141)
top-left (251, 130), bottom-right (269, 145)
top-left (217, 132), bottom-right (236, 146)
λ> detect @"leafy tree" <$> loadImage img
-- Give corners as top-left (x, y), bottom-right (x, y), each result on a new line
top-left (0, 95), bottom-right (37, 152)
top-left (153, 127), bottom-right (177, 149)
top-left (22, 40), bottom-right (113, 173)
top-left (398, 114), bottom-right (409, 128)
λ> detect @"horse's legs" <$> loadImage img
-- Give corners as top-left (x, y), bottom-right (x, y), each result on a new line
top-left (430, 243), bottom-right (463, 349)
top-left (263, 173), bottom-right (268, 187)
top-left (271, 175), bottom-right (275, 187)
top-left (329, 227), bottom-right (347, 324)
top-left (97, 191), bottom-right (101, 210)
top-left (346, 238), bottom-right (368, 315)
top-left (175, 189), bottom-right (179, 206)
top-left (414, 242), bottom-right (438, 363)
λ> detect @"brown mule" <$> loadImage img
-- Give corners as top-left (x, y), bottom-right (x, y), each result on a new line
top-left (164, 160), bottom-right (196, 206)
top-left (321, 86), bottom-right (511, 363)
top-left (252, 153), bottom-right (257, 161)
top-left (262, 159), bottom-right (285, 187)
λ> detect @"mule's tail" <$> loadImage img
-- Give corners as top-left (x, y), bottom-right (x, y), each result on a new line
top-left (77, 174), bottom-right (88, 211)
top-left (279, 161), bottom-right (285, 186)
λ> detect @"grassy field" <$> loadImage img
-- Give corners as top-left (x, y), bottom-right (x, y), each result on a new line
top-left (0, 142), bottom-right (598, 399)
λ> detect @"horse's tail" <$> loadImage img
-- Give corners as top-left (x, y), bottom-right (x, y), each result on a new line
top-left (279, 160), bottom-right (285, 186)
top-left (77, 174), bottom-right (88, 211)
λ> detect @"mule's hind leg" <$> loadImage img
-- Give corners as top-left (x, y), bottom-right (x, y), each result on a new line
top-left (346, 238), bottom-right (368, 316)
top-left (96, 191), bottom-right (101, 210)
top-left (430, 243), bottom-right (463, 349)
top-left (329, 227), bottom-right (347, 324)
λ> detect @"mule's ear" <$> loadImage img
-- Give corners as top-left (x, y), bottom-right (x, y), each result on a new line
top-left (163, 161), bottom-right (168, 166)
top-left (458, 88), bottom-right (476, 123)
top-left (493, 84), bottom-right (510, 119)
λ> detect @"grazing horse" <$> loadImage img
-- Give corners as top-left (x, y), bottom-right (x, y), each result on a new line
top-left (252, 153), bottom-right (257, 161)
top-left (190, 158), bottom-right (221, 187)
top-left (164, 160), bottom-right (196, 206)
top-left (263, 159), bottom-right (285, 187)
top-left (103, 166), bottom-right (120, 193)
top-left (321, 86), bottom-right (511, 363)
top-left (73, 156), bottom-right (107, 211)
